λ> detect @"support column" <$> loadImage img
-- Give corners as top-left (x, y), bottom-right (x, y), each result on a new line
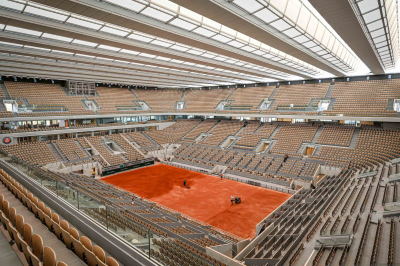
top-left (91, 131), bottom-right (94, 137)
top-left (57, 134), bottom-right (60, 140)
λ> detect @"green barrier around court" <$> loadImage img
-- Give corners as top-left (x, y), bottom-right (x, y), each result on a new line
top-left (101, 158), bottom-right (155, 176)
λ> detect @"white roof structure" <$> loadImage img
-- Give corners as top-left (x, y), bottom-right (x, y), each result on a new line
top-left (0, 0), bottom-right (398, 87)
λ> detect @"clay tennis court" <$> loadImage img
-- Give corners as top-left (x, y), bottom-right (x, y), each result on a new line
top-left (101, 164), bottom-right (290, 239)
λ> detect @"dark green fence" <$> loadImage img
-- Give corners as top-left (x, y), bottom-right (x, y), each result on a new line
top-left (102, 158), bottom-right (155, 176)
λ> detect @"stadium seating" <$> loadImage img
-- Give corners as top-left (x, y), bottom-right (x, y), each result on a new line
top-left (323, 79), bottom-right (399, 117)
top-left (134, 89), bottom-right (181, 112)
top-left (1, 80), bottom-right (399, 117)
top-left (4, 81), bottom-right (94, 116)
top-left (183, 88), bottom-right (233, 113)
top-left (0, 168), bottom-right (119, 266)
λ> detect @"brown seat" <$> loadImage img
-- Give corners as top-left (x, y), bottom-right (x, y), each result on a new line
top-left (2, 200), bottom-right (9, 218)
top-left (10, 223), bottom-right (23, 252)
top-left (81, 237), bottom-right (96, 266)
top-left (0, 194), bottom-right (3, 211)
top-left (28, 247), bottom-right (42, 266)
top-left (38, 202), bottom-right (45, 211)
top-left (33, 234), bottom-right (43, 261)
top-left (43, 247), bottom-right (56, 266)
top-left (57, 262), bottom-right (68, 266)
top-left (23, 223), bottom-right (33, 246)
top-left (61, 227), bottom-right (73, 250)
top-left (106, 257), bottom-right (119, 266)
top-left (31, 198), bottom-right (39, 217)
top-left (8, 207), bottom-right (16, 227)
top-left (7, 219), bottom-right (15, 242)
top-left (52, 220), bottom-right (63, 241)
top-left (20, 236), bottom-right (32, 264)
top-left (70, 228), bottom-right (85, 260)
top-left (16, 214), bottom-right (24, 235)
top-left (1, 213), bottom-right (8, 232)
top-left (38, 206), bottom-right (47, 225)
top-left (93, 245), bottom-right (106, 263)
top-left (51, 213), bottom-right (59, 224)
top-left (43, 207), bottom-right (53, 231)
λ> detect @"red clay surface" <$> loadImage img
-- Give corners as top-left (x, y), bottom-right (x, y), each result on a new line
top-left (101, 164), bottom-right (290, 239)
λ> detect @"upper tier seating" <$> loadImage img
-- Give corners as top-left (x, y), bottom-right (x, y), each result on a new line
top-left (263, 83), bottom-right (329, 113)
top-left (323, 79), bottom-right (399, 117)
top-left (134, 89), bottom-right (181, 112)
top-left (218, 86), bottom-right (275, 113)
top-left (183, 88), bottom-right (233, 113)
top-left (89, 87), bottom-right (139, 114)
top-left (1, 80), bottom-right (399, 118)
top-left (4, 81), bottom-right (94, 116)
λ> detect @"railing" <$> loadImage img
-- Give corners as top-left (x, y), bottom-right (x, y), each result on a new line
top-left (0, 151), bottom-right (229, 266)
top-left (0, 151), bottom-right (160, 261)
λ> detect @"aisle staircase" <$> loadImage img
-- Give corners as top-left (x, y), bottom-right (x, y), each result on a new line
top-left (325, 83), bottom-right (335, 98)
top-left (268, 85), bottom-right (279, 99)
top-left (129, 89), bottom-right (141, 101)
top-left (0, 83), bottom-right (11, 100)
top-left (310, 125), bottom-right (324, 144)
top-left (141, 132), bottom-right (160, 147)
top-left (74, 140), bottom-right (91, 157)
top-left (47, 143), bottom-right (67, 162)
top-left (180, 90), bottom-right (185, 101)
top-left (226, 87), bottom-right (237, 100)
top-left (267, 125), bottom-right (281, 140)
top-left (349, 128), bottom-right (360, 149)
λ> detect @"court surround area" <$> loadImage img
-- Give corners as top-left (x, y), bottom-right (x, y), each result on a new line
top-left (102, 164), bottom-right (291, 239)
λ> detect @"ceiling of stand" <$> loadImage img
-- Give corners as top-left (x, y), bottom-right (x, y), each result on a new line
top-left (0, 0), bottom-right (398, 88)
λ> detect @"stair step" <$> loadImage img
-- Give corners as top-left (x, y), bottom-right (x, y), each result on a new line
top-left (310, 125), bottom-right (324, 144)
top-left (268, 86), bottom-right (279, 99)
top-left (0, 84), bottom-right (11, 100)
top-left (349, 128), bottom-right (360, 149)
top-left (325, 83), bottom-right (335, 98)
top-left (47, 143), bottom-right (67, 162)
top-left (226, 87), bottom-right (238, 100)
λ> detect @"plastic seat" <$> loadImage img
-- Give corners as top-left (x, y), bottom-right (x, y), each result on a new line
top-left (43, 247), bottom-right (56, 266)
top-left (9, 222), bottom-right (23, 252)
top-left (43, 207), bottom-right (53, 231)
top-left (28, 247), bottom-right (42, 266)
top-left (81, 237), bottom-right (96, 266)
top-left (59, 220), bottom-right (70, 245)
top-left (31, 198), bottom-right (39, 217)
top-left (106, 257), bottom-right (119, 266)
top-left (33, 234), bottom-right (43, 261)
top-left (2, 200), bottom-right (9, 218)
top-left (70, 228), bottom-right (85, 261)
top-left (23, 223), bottom-right (33, 246)
top-left (93, 245), bottom-right (106, 265)
top-left (9, 207), bottom-right (16, 227)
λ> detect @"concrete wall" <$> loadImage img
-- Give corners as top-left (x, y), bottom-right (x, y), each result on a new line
top-left (206, 246), bottom-right (244, 266)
